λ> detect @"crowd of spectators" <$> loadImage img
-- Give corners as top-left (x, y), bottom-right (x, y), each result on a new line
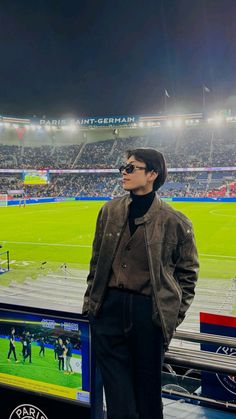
top-left (1, 124), bottom-right (235, 170)
top-left (1, 171), bottom-right (235, 199)
top-left (0, 124), bottom-right (235, 198)
top-left (0, 144), bottom-right (82, 169)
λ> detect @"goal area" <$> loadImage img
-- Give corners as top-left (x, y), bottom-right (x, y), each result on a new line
top-left (0, 194), bottom-right (8, 207)
top-left (0, 250), bottom-right (10, 274)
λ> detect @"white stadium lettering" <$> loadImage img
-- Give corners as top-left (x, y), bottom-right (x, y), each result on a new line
top-left (15, 409), bottom-right (22, 418)
top-left (9, 404), bottom-right (48, 419)
top-left (127, 117), bottom-right (135, 122)
top-left (38, 116), bottom-right (136, 126)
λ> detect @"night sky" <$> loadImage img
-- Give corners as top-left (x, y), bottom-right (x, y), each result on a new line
top-left (1, 0), bottom-right (236, 118)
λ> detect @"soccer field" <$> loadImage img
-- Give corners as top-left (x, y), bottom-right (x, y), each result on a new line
top-left (0, 200), bottom-right (235, 283)
top-left (0, 337), bottom-right (82, 399)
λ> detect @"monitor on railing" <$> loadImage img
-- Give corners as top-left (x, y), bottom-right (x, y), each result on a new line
top-left (0, 304), bottom-right (91, 406)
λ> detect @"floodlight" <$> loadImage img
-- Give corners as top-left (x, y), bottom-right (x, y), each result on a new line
top-left (68, 124), bottom-right (77, 132)
top-left (174, 119), bottom-right (183, 127)
top-left (166, 120), bottom-right (173, 127)
top-left (213, 116), bottom-right (223, 125)
top-left (207, 116), bottom-right (223, 125)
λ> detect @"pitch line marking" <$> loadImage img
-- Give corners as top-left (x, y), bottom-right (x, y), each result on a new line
top-left (209, 209), bottom-right (236, 218)
top-left (0, 240), bottom-right (91, 248)
top-left (1, 243), bottom-right (235, 258)
top-left (200, 253), bottom-right (236, 260)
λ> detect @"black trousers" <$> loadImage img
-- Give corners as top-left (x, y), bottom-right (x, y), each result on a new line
top-left (89, 289), bottom-right (164, 419)
top-left (58, 356), bottom-right (64, 371)
top-left (24, 348), bottom-right (32, 362)
top-left (39, 347), bottom-right (45, 356)
top-left (8, 346), bottom-right (17, 361)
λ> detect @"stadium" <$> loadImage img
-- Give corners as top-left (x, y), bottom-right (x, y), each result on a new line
top-left (0, 110), bottom-right (236, 416)
top-left (0, 111), bottom-right (236, 314)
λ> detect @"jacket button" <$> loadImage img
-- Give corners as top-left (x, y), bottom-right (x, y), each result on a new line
top-left (118, 283), bottom-right (124, 289)
top-left (121, 263), bottom-right (127, 268)
top-left (126, 245), bottom-right (131, 251)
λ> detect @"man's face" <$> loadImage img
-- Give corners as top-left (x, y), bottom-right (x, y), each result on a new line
top-left (120, 155), bottom-right (157, 195)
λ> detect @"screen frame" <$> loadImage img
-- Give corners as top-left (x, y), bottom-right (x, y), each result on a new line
top-left (0, 302), bottom-right (92, 407)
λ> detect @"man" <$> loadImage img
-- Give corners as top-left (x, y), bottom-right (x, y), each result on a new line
top-left (83, 148), bottom-right (199, 419)
top-left (21, 333), bottom-right (27, 359)
top-left (39, 337), bottom-right (45, 357)
top-left (57, 338), bottom-right (66, 372)
top-left (19, 190), bottom-right (26, 208)
top-left (7, 327), bottom-right (19, 363)
top-left (64, 337), bottom-right (73, 374)
top-left (23, 332), bottom-right (32, 363)
top-left (54, 338), bottom-right (59, 360)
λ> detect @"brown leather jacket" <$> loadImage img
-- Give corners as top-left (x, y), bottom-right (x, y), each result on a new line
top-left (82, 194), bottom-right (199, 347)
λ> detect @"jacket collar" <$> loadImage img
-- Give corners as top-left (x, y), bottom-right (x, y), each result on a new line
top-left (112, 194), bottom-right (132, 227)
top-left (113, 194), bottom-right (162, 227)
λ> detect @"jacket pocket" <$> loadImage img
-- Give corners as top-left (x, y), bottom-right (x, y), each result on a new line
top-left (166, 270), bottom-right (182, 301)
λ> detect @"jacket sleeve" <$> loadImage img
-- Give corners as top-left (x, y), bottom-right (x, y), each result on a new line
top-left (82, 207), bottom-right (104, 315)
top-left (174, 225), bottom-right (199, 327)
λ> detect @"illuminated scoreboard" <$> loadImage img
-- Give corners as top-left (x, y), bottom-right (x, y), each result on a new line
top-left (23, 170), bottom-right (49, 185)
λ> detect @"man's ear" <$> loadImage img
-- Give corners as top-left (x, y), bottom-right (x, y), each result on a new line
top-left (148, 171), bottom-right (158, 183)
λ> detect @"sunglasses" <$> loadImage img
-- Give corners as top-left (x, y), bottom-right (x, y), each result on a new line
top-left (118, 163), bottom-right (147, 174)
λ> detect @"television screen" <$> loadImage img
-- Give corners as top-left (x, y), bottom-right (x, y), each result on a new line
top-left (0, 306), bottom-right (90, 405)
top-left (23, 170), bottom-right (49, 185)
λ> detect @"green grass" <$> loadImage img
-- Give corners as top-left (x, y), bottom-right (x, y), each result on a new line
top-left (0, 200), bottom-right (235, 282)
top-left (0, 338), bottom-right (82, 389)
top-left (171, 202), bottom-right (236, 280)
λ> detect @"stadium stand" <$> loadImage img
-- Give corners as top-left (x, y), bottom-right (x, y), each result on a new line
top-left (1, 118), bottom-right (236, 417)
top-left (0, 122), bottom-right (236, 197)
top-left (1, 172), bottom-right (235, 198)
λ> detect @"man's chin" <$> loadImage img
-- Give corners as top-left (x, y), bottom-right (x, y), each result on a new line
top-left (123, 185), bottom-right (132, 191)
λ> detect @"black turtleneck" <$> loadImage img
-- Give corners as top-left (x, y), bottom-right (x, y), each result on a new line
top-left (129, 190), bottom-right (155, 235)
